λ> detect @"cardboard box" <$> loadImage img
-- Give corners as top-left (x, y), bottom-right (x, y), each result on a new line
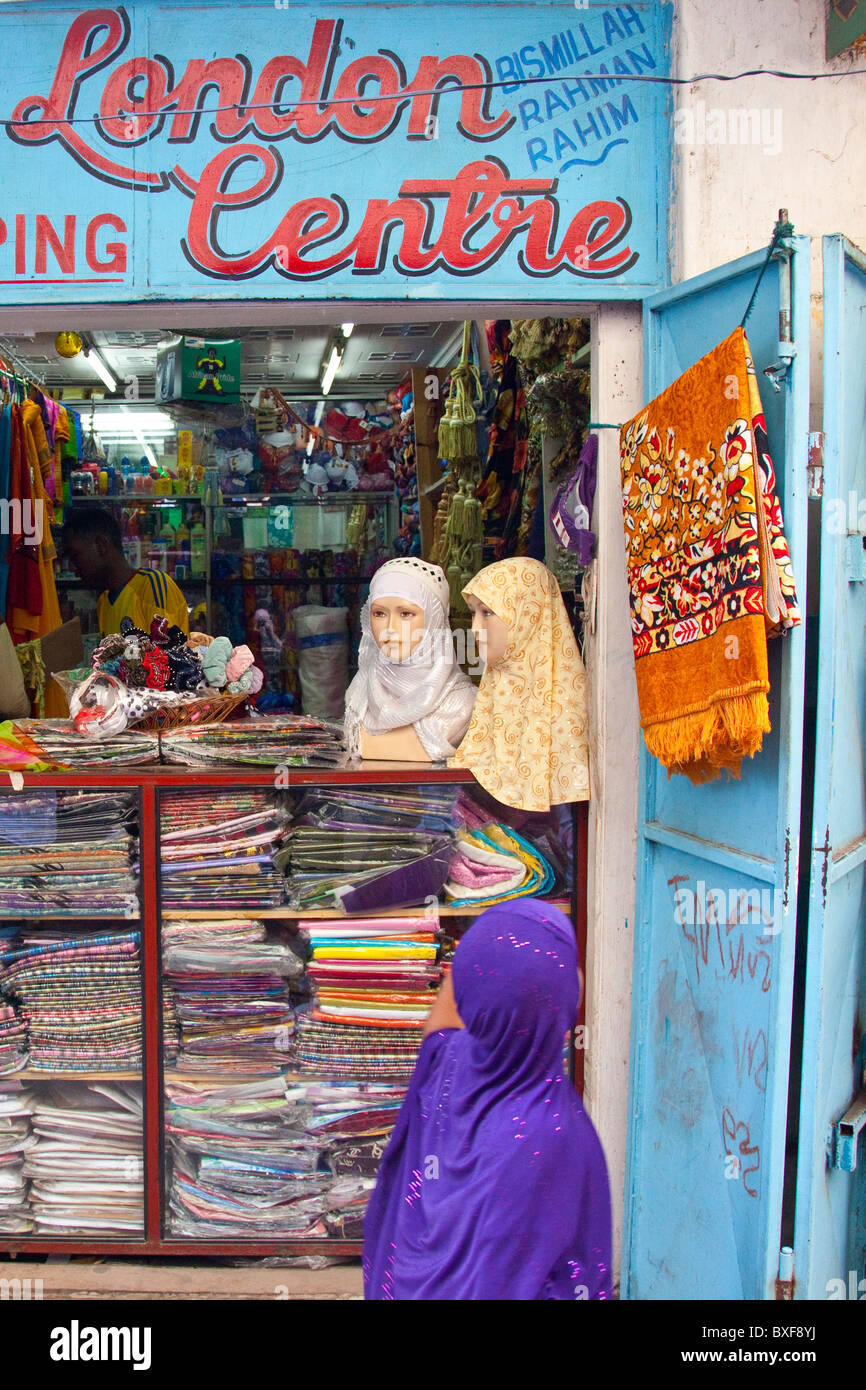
top-left (156, 337), bottom-right (241, 403)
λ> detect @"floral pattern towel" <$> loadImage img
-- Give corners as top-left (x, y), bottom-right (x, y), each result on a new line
top-left (619, 326), bottom-right (800, 782)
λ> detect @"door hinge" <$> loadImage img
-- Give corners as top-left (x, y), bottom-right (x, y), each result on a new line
top-left (775, 1245), bottom-right (795, 1300)
top-left (807, 432), bottom-right (824, 498)
top-left (814, 826), bottom-right (831, 908)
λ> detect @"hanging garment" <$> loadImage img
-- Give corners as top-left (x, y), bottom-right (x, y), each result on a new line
top-left (52, 404), bottom-right (70, 505)
top-left (449, 557), bottom-right (590, 811)
top-left (619, 325), bottom-right (800, 782)
top-left (363, 900), bottom-right (612, 1301)
top-left (0, 406), bottom-right (10, 616)
top-left (9, 402), bottom-right (63, 715)
top-left (6, 404), bottom-right (43, 640)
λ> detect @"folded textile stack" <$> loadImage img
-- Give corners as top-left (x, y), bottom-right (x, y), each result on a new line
top-left (0, 1004), bottom-right (28, 1075)
top-left (0, 932), bottom-right (142, 1072)
top-left (0, 1082), bottom-right (34, 1233)
top-left (0, 790), bottom-right (138, 918)
top-left (163, 918), bottom-right (302, 1075)
top-left (13, 720), bottom-right (160, 769)
top-left (276, 787), bottom-right (459, 912)
top-left (443, 824), bottom-right (556, 908)
top-left (163, 1075), bottom-right (402, 1237)
top-left (23, 1082), bottom-right (143, 1233)
top-left (300, 916), bottom-right (441, 1027)
top-left (159, 791), bottom-right (289, 911)
top-left (160, 716), bottom-right (346, 768)
top-left (164, 1074), bottom-right (332, 1236)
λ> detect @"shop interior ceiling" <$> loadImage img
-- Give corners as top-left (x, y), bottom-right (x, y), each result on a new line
top-left (0, 322), bottom-right (463, 399)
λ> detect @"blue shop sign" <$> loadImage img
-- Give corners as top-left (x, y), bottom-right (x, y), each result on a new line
top-left (0, 1), bottom-right (672, 303)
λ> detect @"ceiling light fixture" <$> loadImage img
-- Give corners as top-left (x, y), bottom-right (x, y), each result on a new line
top-left (320, 344), bottom-right (342, 396)
top-left (82, 340), bottom-right (118, 393)
top-left (340, 322), bottom-right (355, 338)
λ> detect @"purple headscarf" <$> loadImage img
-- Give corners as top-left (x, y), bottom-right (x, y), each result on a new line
top-left (362, 899), bottom-right (612, 1300)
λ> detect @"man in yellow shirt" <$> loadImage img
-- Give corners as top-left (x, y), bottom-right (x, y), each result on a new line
top-left (61, 507), bottom-right (190, 637)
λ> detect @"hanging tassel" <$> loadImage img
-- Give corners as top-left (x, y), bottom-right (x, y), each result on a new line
top-left (446, 559), bottom-right (464, 609)
top-left (462, 486), bottom-right (483, 545)
top-left (449, 484), bottom-right (466, 538)
top-left (438, 321), bottom-right (481, 468)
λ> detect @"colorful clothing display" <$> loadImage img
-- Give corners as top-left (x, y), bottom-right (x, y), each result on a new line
top-left (619, 326), bottom-right (800, 781)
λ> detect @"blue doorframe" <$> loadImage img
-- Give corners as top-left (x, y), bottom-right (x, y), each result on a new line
top-left (624, 238), bottom-right (810, 1299)
top-left (793, 236), bottom-right (866, 1301)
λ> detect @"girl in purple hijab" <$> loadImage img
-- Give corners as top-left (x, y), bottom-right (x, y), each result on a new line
top-left (363, 899), bottom-right (612, 1300)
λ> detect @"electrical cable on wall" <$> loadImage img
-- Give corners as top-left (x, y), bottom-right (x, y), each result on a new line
top-left (3, 66), bottom-right (866, 128)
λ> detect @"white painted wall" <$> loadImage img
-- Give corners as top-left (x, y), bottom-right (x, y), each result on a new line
top-left (584, 301), bottom-right (643, 1285)
top-left (671, 0), bottom-right (866, 425)
top-left (671, 0), bottom-right (866, 284)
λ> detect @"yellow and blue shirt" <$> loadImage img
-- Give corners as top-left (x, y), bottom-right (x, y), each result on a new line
top-left (97, 568), bottom-right (189, 637)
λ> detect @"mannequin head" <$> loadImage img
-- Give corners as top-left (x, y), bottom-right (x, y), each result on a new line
top-left (465, 592), bottom-right (511, 668)
top-left (369, 596), bottom-right (426, 663)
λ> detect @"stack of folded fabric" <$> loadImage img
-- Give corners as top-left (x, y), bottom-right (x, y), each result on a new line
top-left (0, 932), bottom-right (142, 1072)
top-left (443, 823), bottom-right (556, 908)
top-left (0, 1003), bottom-right (28, 1075)
top-left (292, 1080), bottom-right (406, 1239)
top-left (163, 1074), bottom-right (403, 1238)
top-left (23, 1082), bottom-right (143, 1233)
top-left (163, 918), bottom-right (302, 1075)
top-left (13, 720), bottom-right (160, 769)
top-left (0, 1082), bottom-right (34, 1232)
top-left (276, 787), bottom-right (458, 912)
top-left (0, 790), bottom-right (138, 918)
top-left (292, 912), bottom-right (440, 1087)
top-left (301, 916), bottom-right (440, 1027)
top-left (160, 791), bottom-right (289, 911)
top-left (164, 1074), bottom-right (333, 1236)
top-left (160, 716), bottom-right (346, 768)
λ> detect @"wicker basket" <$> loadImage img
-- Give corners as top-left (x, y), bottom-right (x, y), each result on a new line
top-left (127, 691), bottom-right (247, 732)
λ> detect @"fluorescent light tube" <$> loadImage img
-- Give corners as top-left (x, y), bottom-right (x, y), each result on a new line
top-left (320, 346), bottom-right (342, 395)
top-left (86, 349), bottom-right (117, 393)
top-left (340, 322), bottom-right (355, 338)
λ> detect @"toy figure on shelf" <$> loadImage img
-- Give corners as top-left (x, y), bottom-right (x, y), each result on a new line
top-left (254, 607), bottom-right (283, 655)
top-left (449, 556), bottom-right (590, 811)
top-left (344, 557), bottom-right (477, 763)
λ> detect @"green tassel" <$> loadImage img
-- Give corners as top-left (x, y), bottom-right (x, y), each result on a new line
top-left (448, 486), bottom-right (465, 537)
top-left (447, 561), bottom-right (463, 609)
top-left (463, 491), bottom-right (483, 543)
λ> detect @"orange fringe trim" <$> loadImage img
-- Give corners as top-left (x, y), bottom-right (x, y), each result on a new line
top-left (643, 692), bottom-right (771, 784)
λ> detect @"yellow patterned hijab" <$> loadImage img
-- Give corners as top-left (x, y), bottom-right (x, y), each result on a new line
top-left (449, 557), bottom-right (590, 810)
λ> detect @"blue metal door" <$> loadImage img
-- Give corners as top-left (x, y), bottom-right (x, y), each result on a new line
top-left (793, 237), bottom-right (866, 1301)
top-left (623, 238), bottom-right (810, 1299)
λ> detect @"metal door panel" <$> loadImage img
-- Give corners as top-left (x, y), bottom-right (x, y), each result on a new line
top-left (624, 239), bottom-right (810, 1299)
top-left (794, 236), bottom-right (866, 1300)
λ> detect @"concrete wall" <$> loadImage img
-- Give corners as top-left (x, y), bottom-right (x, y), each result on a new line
top-left (672, 0), bottom-right (866, 428)
top-left (671, 0), bottom-right (866, 282)
top-left (584, 301), bottom-right (642, 1283)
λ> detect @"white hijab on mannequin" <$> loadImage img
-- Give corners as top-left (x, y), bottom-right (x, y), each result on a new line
top-left (344, 558), bottom-right (477, 760)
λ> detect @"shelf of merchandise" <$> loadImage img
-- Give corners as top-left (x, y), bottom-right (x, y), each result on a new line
top-left (0, 766), bottom-right (587, 1257)
top-left (60, 490), bottom-right (400, 636)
